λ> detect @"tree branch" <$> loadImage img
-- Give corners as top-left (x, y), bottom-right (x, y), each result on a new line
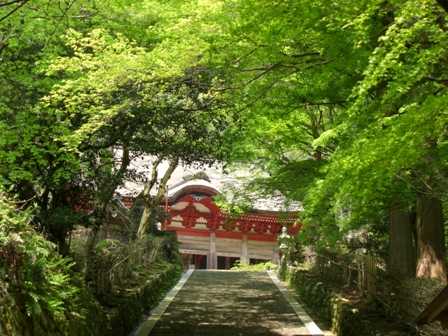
top-left (141, 156), bottom-right (163, 201)
top-left (426, 76), bottom-right (448, 87)
top-left (279, 51), bottom-right (320, 58)
top-left (99, 145), bottom-right (131, 214)
top-left (0, 0), bottom-right (30, 22)
top-left (0, 0), bottom-right (25, 8)
top-left (137, 157), bottom-right (179, 238)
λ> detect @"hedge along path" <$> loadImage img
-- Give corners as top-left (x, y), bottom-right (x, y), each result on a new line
top-left (134, 269), bottom-right (324, 336)
top-left (267, 271), bottom-right (323, 336)
top-left (132, 268), bottom-right (194, 336)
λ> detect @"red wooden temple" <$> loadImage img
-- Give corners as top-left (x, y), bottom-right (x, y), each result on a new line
top-left (122, 190), bottom-right (299, 269)
top-left (119, 163), bottom-right (301, 269)
top-left (162, 188), bottom-right (298, 269)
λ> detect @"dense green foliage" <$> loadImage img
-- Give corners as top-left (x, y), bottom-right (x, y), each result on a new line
top-left (0, 2), bottom-right (235, 261)
top-left (0, 191), bottom-right (181, 336)
top-left (0, 194), bottom-right (95, 335)
top-left (0, 2), bottom-right (224, 334)
top-left (209, 0), bottom-right (448, 255)
top-left (304, 0), bottom-right (448, 232)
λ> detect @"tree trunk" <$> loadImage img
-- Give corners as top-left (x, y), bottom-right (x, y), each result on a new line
top-left (99, 146), bottom-right (130, 213)
top-left (416, 194), bottom-right (447, 281)
top-left (436, 0), bottom-right (448, 14)
top-left (388, 205), bottom-right (416, 278)
top-left (85, 147), bottom-right (130, 279)
top-left (137, 157), bottom-right (178, 239)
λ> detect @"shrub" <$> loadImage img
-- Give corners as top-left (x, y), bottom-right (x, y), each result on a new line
top-left (231, 260), bottom-right (278, 271)
top-left (0, 194), bottom-right (100, 336)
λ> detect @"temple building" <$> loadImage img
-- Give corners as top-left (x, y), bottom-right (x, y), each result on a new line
top-left (118, 158), bottom-right (300, 269)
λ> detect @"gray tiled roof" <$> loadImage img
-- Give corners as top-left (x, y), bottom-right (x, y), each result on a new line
top-left (116, 154), bottom-right (301, 212)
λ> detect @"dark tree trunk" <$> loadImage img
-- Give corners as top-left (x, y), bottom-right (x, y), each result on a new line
top-left (416, 194), bottom-right (447, 281)
top-left (436, 0), bottom-right (448, 13)
top-left (85, 147), bottom-right (130, 280)
top-left (388, 205), bottom-right (416, 278)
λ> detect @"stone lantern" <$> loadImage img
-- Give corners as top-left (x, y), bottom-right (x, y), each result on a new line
top-left (277, 226), bottom-right (292, 279)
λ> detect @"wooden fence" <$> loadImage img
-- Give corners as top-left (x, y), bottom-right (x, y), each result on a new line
top-left (310, 251), bottom-right (381, 298)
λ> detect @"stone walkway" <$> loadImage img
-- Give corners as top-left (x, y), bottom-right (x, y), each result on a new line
top-left (137, 270), bottom-right (323, 336)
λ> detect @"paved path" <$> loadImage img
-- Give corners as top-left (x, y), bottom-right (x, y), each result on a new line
top-left (137, 270), bottom-right (322, 336)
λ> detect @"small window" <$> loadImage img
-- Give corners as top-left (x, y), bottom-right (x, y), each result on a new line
top-left (192, 193), bottom-right (206, 201)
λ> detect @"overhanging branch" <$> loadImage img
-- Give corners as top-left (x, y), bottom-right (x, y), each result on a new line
top-left (0, 0), bottom-right (25, 8)
top-left (0, 0), bottom-right (30, 22)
